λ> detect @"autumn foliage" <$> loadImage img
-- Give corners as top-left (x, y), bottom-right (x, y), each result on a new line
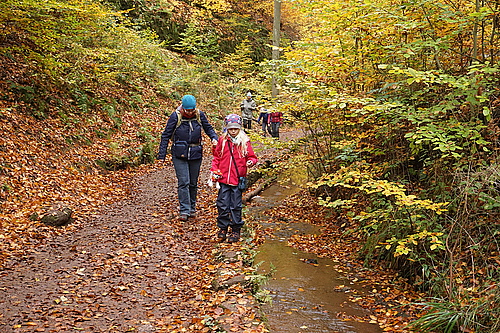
top-left (2, 0), bottom-right (500, 332)
top-left (272, 0), bottom-right (500, 331)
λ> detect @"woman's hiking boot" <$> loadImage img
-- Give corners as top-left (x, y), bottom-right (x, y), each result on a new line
top-left (179, 214), bottom-right (189, 222)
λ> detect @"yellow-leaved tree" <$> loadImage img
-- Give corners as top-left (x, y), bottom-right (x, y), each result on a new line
top-left (271, 0), bottom-right (500, 331)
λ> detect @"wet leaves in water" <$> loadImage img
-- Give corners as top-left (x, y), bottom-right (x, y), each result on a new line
top-left (301, 258), bottom-right (319, 265)
top-left (265, 190), bottom-right (426, 332)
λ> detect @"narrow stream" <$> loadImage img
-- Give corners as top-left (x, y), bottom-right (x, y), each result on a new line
top-left (250, 181), bottom-right (383, 333)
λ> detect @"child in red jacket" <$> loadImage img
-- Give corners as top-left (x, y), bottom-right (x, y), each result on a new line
top-left (211, 114), bottom-right (258, 242)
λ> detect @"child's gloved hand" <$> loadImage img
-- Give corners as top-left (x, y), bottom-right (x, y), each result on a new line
top-left (246, 160), bottom-right (254, 167)
top-left (212, 169), bottom-right (223, 181)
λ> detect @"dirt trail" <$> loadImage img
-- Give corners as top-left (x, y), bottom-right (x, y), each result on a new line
top-left (0, 128), bottom-right (305, 333)
top-left (0, 154), bottom-right (266, 332)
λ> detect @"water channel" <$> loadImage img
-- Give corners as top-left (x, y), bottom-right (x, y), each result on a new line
top-left (250, 179), bottom-right (383, 333)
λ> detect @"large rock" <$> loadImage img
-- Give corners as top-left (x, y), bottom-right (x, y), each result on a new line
top-left (40, 203), bottom-right (73, 226)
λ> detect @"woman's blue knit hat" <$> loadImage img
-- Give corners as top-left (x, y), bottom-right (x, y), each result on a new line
top-left (182, 95), bottom-right (196, 109)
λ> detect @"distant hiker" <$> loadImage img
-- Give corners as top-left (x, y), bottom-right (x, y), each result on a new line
top-left (211, 114), bottom-right (258, 243)
top-left (269, 110), bottom-right (283, 139)
top-left (240, 92), bottom-right (256, 130)
top-left (257, 106), bottom-right (270, 137)
top-left (157, 94), bottom-right (218, 221)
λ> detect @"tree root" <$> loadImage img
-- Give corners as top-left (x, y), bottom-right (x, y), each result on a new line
top-left (243, 177), bottom-right (276, 203)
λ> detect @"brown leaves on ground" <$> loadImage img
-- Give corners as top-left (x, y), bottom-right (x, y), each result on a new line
top-left (0, 158), bottom-right (268, 332)
top-left (0, 105), bottom-right (268, 332)
top-left (0, 104), bottom-right (166, 267)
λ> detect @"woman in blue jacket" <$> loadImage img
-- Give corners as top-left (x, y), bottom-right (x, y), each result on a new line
top-left (158, 95), bottom-right (218, 221)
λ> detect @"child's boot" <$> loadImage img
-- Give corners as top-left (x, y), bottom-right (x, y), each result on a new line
top-left (227, 227), bottom-right (241, 243)
top-left (217, 228), bottom-right (228, 241)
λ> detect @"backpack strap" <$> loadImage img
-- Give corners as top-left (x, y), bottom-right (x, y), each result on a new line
top-left (173, 109), bottom-right (202, 140)
top-left (228, 141), bottom-right (241, 179)
top-left (175, 109), bottom-right (201, 129)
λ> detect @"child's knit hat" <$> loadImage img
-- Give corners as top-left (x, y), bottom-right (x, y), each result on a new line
top-left (225, 114), bottom-right (242, 129)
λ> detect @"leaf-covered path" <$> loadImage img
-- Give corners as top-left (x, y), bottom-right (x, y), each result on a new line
top-left (0, 158), bottom-right (265, 332)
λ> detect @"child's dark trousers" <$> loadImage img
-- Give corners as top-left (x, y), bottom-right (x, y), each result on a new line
top-left (216, 183), bottom-right (243, 231)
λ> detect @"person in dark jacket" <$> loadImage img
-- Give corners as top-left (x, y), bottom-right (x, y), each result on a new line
top-left (257, 106), bottom-right (270, 137)
top-left (157, 95), bottom-right (218, 221)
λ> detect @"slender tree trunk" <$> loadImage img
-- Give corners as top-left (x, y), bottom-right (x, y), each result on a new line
top-left (489, 1), bottom-right (500, 64)
top-left (272, 0), bottom-right (281, 99)
top-left (481, 0), bottom-right (486, 61)
top-left (472, 0), bottom-right (480, 61)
